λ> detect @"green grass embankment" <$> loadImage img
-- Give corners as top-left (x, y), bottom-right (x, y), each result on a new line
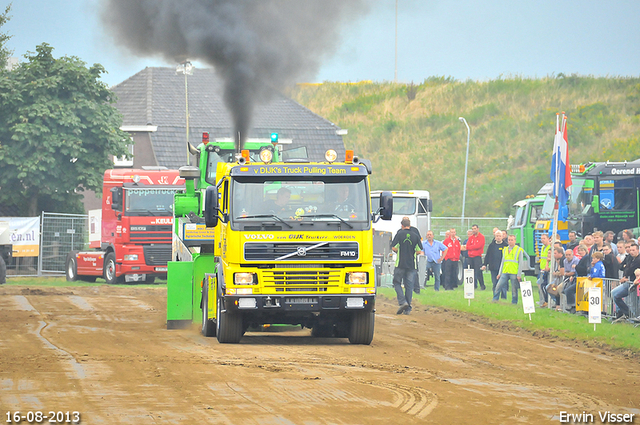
top-left (291, 77), bottom-right (640, 217)
top-left (379, 275), bottom-right (640, 352)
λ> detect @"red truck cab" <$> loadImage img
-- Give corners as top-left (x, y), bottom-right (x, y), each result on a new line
top-left (66, 168), bottom-right (184, 284)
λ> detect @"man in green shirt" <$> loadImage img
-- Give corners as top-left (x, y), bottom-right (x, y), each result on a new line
top-left (391, 217), bottom-right (424, 315)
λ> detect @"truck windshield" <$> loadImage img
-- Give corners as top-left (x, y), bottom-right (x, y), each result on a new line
top-left (206, 149), bottom-right (266, 185)
top-left (231, 180), bottom-right (369, 228)
top-left (540, 177), bottom-right (590, 219)
top-left (125, 188), bottom-right (176, 216)
top-left (514, 205), bottom-right (526, 227)
top-left (568, 178), bottom-right (592, 217)
top-left (371, 197), bottom-right (416, 215)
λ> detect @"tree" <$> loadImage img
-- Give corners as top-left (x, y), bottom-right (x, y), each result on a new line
top-left (0, 3), bottom-right (12, 69)
top-left (0, 43), bottom-right (131, 216)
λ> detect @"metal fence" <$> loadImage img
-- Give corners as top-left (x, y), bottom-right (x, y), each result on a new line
top-left (38, 212), bottom-right (89, 275)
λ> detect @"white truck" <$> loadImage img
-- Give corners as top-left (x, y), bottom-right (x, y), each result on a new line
top-left (370, 190), bottom-right (432, 237)
top-left (370, 190), bottom-right (432, 287)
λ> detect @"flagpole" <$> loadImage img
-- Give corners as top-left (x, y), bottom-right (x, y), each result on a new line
top-left (549, 113), bottom-right (561, 307)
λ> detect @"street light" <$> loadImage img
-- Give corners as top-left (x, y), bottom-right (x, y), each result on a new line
top-left (458, 117), bottom-right (470, 229)
top-left (176, 60), bottom-right (194, 165)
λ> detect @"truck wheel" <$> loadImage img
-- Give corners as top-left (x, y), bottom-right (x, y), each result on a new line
top-left (0, 255), bottom-right (6, 284)
top-left (103, 253), bottom-right (121, 284)
top-left (216, 296), bottom-right (243, 343)
top-left (201, 281), bottom-right (216, 337)
top-left (65, 252), bottom-right (78, 282)
top-left (145, 276), bottom-right (156, 284)
top-left (348, 311), bottom-right (375, 345)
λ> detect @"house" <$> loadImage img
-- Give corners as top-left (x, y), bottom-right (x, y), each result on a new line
top-left (82, 66), bottom-right (346, 210)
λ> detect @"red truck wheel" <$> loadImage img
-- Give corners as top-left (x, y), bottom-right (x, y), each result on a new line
top-left (103, 253), bottom-right (121, 284)
top-left (65, 252), bottom-right (78, 282)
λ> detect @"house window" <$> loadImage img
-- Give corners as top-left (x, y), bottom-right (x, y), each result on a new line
top-left (113, 142), bottom-right (134, 167)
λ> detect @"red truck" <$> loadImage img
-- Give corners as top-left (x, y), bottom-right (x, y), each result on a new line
top-left (66, 168), bottom-right (184, 284)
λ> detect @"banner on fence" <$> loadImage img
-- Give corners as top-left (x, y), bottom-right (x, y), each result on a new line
top-left (576, 277), bottom-right (603, 312)
top-left (0, 217), bottom-right (40, 257)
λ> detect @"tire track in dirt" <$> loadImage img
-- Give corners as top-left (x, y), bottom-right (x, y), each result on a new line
top-left (13, 295), bottom-right (86, 380)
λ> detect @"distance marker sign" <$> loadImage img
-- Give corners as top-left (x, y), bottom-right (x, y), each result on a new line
top-left (463, 268), bottom-right (474, 300)
top-left (520, 280), bottom-right (536, 315)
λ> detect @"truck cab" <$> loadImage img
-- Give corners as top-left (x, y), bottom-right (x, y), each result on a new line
top-left (508, 183), bottom-right (550, 274)
top-left (66, 168), bottom-right (184, 284)
top-left (167, 147), bottom-right (392, 345)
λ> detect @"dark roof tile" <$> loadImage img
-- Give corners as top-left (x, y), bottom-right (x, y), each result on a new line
top-left (113, 67), bottom-right (344, 165)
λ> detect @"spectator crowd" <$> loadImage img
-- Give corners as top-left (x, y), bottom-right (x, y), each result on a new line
top-left (390, 220), bottom-right (640, 323)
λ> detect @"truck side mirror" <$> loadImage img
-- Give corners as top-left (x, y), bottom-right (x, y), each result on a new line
top-left (427, 199), bottom-right (433, 212)
top-left (380, 191), bottom-right (393, 221)
top-left (204, 185), bottom-right (219, 228)
top-left (110, 187), bottom-right (122, 211)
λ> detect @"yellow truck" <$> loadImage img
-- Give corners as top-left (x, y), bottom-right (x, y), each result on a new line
top-left (167, 146), bottom-right (392, 344)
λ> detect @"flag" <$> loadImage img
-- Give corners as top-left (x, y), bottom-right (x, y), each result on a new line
top-left (550, 115), bottom-right (572, 221)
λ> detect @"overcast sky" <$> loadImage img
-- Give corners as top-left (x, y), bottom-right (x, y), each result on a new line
top-left (4, 0), bottom-right (640, 87)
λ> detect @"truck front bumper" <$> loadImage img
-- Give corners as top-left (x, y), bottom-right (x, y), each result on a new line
top-left (224, 294), bottom-right (375, 313)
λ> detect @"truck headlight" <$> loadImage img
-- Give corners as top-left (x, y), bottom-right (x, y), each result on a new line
top-left (124, 254), bottom-right (138, 261)
top-left (347, 272), bottom-right (367, 284)
top-left (234, 272), bottom-right (257, 285)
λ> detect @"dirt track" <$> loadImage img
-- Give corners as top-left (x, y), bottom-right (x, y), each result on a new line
top-left (1, 285), bottom-right (639, 424)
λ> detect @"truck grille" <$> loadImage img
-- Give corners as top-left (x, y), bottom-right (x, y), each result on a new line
top-left (244, 242), bottom-right (359, 261)
top-left (143, 245), bottom-right (171, 266)
top-left (261, 270), bottom-right (341, 292)
top-left (129, 225), bottom-right (173, 244)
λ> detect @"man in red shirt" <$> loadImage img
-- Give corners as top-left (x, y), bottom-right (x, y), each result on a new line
top-left (442, 228), bottom-right (461, 290)
top-left (464, 224), bottom-right (486, 290)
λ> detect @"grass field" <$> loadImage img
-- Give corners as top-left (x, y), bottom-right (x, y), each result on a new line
top-left (379, 275), bottom-right (640, 352)
top-left (3, 276), bottom-right (165, 288)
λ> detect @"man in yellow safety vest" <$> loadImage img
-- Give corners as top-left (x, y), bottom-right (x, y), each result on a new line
top-left (537, 233), bottom-right (551, 307)
top-left (492, 234), bottom-right (525, 304)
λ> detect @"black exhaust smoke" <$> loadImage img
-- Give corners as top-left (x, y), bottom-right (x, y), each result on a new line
top-left (100, 0), bottom-right (368, 150)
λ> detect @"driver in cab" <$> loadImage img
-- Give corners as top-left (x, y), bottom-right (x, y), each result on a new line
top-left (329, 184), bottom-right (352, 213)
top-left (265, 187), bottom-right (291, 214)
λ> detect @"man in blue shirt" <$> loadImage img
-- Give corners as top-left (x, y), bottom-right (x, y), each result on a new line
top-left (422, 230), bottom-right (448, 291)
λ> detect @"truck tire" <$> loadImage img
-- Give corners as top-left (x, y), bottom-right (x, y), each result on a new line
top-left (0, 255), bottom-right (6, 284)
top-left (216, 296), bottom-right (243, 343)
top-left (65, 252), bottom-right (78, 282)
top-left (145, 276), bottom-right (156, 284)
top-left (103, 252), bottom-right (121, 284)
top-left (201, 281), bottom-right (216, 337)
top-left (348, 311), bottom-right (374, 345)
